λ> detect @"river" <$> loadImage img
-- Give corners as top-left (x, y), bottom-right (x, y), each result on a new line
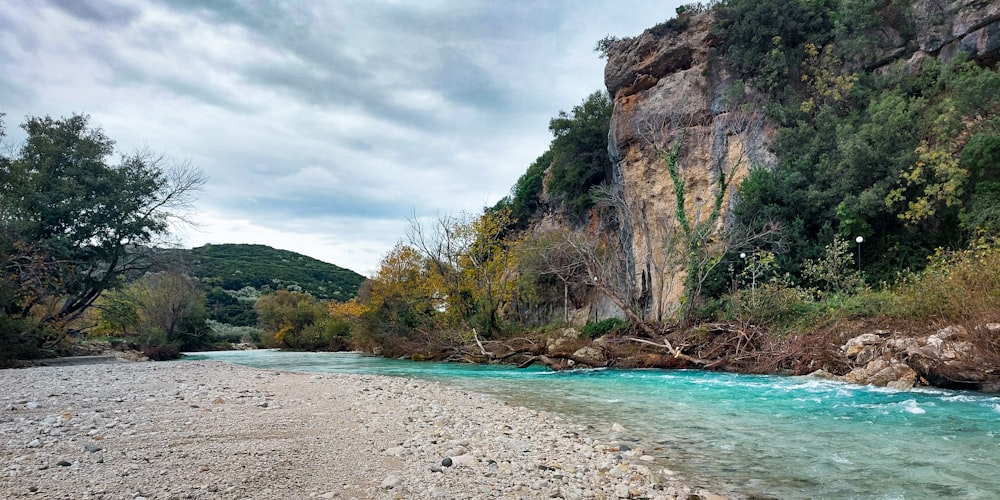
top-left (183, 349), bottom-right (1000, 499)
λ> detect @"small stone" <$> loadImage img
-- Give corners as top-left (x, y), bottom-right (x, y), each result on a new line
top-left (26, 402), bottom-right (40, 410)
top-left (26, 439), bottom-right (41, 448)
top-left (441, 457), bottom-right (453, 467)
top-left (614, 484), bottom-right (631, 498)
top-left (380, 475), bottom-right (401, 489)
top-left (610, 422), bottom-right (626, 432)
top-left (57, 460), bottom-right (72, 467)
top-left (384, 446), bottom-right (406, 456)
top-left (85, 444), bottom-right (103, 453)
top-left (451, 454), bottom-right (477, 467)
top-left (530, 479), bottom-right (550, 490)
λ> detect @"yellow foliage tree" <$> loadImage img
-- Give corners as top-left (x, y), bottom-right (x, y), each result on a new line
top-left (887, 141), bottom-right (968, 223)
top-left (800, 43), bottom-right (858, 113)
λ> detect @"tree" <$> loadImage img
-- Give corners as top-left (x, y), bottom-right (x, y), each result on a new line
top-left (714, 0), bottom-right (837, 93)
top-left (546, 91), bottom-right (614, 217)
top-left (492, 150), bottom-right (552, 232)
top-left (132, 272), bottom-right (209, 349)
top-left (96, 271), bottom-right (209, 356)
top-left (351, 243), bottom-right (442, 354)
top-left (514, 224), bottom-right (589, 324)
top-left (406, 210), bottom-right (518, 338)
top-left (0, 114), bottom-right (205, 347)
top-left (255, 290), bottom-right (343, 350)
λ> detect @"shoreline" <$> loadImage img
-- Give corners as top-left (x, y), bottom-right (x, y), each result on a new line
top-left (0, 360), bottom-right (723, 499)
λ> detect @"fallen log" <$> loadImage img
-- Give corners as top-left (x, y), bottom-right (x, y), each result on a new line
top-left (627, 337), bottom-right (724, 368)
top-left (516, 352), bottom-right (607, 370)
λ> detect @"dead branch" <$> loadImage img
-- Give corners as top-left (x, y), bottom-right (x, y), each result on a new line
top-left (627, 336), bottom-right (715, 366)
top-left (516, 353), bottom-right (606, 370)
top-left (472, 329), bottom-right (494, 360)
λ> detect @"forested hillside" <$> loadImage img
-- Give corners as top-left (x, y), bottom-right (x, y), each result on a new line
top-left (183, 244), bottom-right (364, 300)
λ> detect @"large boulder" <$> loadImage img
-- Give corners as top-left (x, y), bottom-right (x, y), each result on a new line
top-left (904, 326), bottom-right (992, 390)
top-left (572, 345), bottom-right (607, 364)
top-left (838, 326), bottom-right (998, 391)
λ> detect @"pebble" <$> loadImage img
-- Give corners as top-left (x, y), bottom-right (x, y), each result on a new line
top-left (380, 475), bottom-right (401, 489)
top-left (0, 360), bottom-right (712, 500)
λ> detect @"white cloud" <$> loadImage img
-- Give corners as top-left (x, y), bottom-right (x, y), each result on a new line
top-left (1, 0), bottom-right (684, 274)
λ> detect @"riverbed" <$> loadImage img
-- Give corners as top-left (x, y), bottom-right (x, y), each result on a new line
top-left (186, 349), bottom-right (1000, 499)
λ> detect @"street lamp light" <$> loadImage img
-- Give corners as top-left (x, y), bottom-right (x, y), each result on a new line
top-left (855, 236), bottom-right (864, 271)
top-left (739, 252), bottom-right (756, 298)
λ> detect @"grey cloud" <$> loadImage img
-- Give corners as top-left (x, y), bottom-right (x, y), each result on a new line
top-left (2, 0), bottom-right (686, 271)
top-left (45, 0), bottom-right (141, 27)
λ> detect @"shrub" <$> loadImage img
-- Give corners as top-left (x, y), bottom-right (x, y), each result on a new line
top-left (206, 320), bottom-right (260, 344)
top-left (140, 342), bottom-right (181, 361)
top-left (892, 234), bottom-right (1000, 323)
top-left (581, 318), bottom-right (629, 338)
top-left (731, 275), bottom-right (815, 330)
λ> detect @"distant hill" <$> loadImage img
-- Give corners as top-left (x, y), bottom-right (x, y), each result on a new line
top-left (183, 244), bottom-right (366, 300)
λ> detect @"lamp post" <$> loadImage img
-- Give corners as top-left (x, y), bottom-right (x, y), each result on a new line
top-left (855, 236), bottom-right (864, 272)
top-left (739, 252), bottom-right (756, 297)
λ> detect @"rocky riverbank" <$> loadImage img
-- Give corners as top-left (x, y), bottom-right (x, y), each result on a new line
top-left (0, 360), bottom-right (723, 499)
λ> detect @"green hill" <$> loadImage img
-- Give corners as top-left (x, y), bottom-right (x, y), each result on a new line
top-left (184, 244), bottom-right (366, 300)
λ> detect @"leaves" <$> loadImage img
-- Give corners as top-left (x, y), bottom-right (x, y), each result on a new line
top-left (888, 142), bottom-right (968, 223)
top-left (546, 91), bottom-right (614, 217)
top-left (1, 114), bottom-right (205, 335)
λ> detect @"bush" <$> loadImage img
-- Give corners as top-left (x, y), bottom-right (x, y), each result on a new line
top-left (206, 320), bottom-right (260, 344)
top-left (581, 318), bottom-right (629, 338)
top-left (892, 234), bottom-right (1000, 323)
top-left (0, 314), bottom-right (44, 366)
top-left (731, 276), bottom-right (815, 330)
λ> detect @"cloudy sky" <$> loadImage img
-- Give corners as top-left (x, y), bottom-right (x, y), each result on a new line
top-left (1, 0), bottom-right (683, 276)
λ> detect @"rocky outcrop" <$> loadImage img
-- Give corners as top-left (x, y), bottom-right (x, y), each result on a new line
top-left (602, 3), bottom-right (1000, 319)
top-left (907, 0), bottom-right (1000, 68)
top-left (604, 12), bottom-right (773, 320)
top-left (833, 326), bottom-right (999, 391)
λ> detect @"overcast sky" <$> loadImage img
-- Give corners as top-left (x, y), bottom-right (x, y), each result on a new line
top-left (1, 0), bottom-right (683, 276)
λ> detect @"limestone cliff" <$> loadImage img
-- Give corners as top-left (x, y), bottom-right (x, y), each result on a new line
top-left (602, 2), bottom-right (1000, 320)
top-left (603, 12), bottom-right (772, 320)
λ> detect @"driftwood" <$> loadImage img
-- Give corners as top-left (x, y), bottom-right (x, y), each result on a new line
top-left (627, 336), bottom-right (722, 367)
top-left (475, 328), bottom-right (610, 371)
top-left (516, 352), bottom-right (607, 370)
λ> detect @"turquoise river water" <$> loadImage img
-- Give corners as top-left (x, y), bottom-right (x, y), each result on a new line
top-left (183, 350), bottom-right (1000, 499)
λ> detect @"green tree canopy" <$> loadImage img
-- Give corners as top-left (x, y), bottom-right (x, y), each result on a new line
top-left (0, 114), bottom-right (205, 347)
top-left (546, 91), bottom-right (614, 217)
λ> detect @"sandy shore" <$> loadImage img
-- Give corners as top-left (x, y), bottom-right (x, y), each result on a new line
top-left (0, 360), bottom-right (722, 499)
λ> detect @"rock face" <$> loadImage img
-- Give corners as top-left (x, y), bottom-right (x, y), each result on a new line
top-left (602, 4), bottom-right (1000, 318)
top-left (908, 0), bottom-right (1000, 67)
top-left (604, 12), bottom-right (773, 320)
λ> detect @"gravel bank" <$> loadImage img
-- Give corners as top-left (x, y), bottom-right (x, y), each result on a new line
top-left (0, 360), bottom-right (722, 499)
